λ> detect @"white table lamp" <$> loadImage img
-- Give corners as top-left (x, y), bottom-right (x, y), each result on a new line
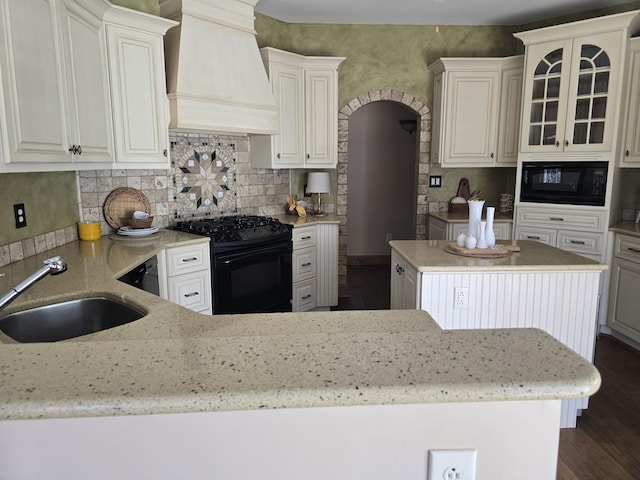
top-left (307, 172), bottom-right (331, 216)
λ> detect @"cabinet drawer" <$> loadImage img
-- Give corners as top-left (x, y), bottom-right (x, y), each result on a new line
top-left (293, 226), bottom-right (316, 249)
top-left (292, 278), bottom-right (317, 312)
top-left (514, 226), bottom-right (557, 245)
top-left (167, 270), bottom-right (211, 312)
top-left (557, 230), bottom-right (604, 256)
top-left (516, 207), bottom-right (605, 232)
top-left (293, 246), bottom-right (316, 282)
top-left (614, 234), bottom-right (640, 263)
top-left (165, 243), bottom-right (210, 276)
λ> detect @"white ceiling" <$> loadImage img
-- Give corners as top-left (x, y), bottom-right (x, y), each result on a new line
top-left (254, 0), bottom-right (634, 26)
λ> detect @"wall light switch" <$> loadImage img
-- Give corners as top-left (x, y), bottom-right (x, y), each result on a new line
top-left (429, 175), bottom-right (442, 188)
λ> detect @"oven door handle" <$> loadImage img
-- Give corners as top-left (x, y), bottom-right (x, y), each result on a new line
top-left (217, 242), bottom-right (291, 265)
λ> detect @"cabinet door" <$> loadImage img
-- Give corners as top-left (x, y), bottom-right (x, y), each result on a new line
top-left (608, 257), bottom-right (640, 343)
top-left (0, 0), bottom-right (71, 166)
top-left (106, 25), bottom-right (169, 166)
top-left (496, 64), bottom-right (522, 165)
top-left (520, 39), bottom-right (572, 152)
top-left (61, 0), bottom-right (113, 164)
top-left (390, 251), bottom-right (419, 309)
top-left (271, 62), bottom-right (305, 167)
top-left (564, 31), bottom-right (622, 152)
top-left (621, 42), bottom-right (640, 166)
top-left (442, 70), bottom-right (501, 165)
top-left (428, 217), bottom-right (448, 240)
top-left (167, 270), bottom-right (211, 313)
top-left (304, 69), bottom-right (337, 167)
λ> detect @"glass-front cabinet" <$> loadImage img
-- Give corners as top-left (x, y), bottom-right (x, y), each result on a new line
top-left (520, 31), bottom-right (623, 153)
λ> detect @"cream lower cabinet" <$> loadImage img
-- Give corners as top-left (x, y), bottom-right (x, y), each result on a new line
top-left (0, 0), bottom-right (174, 172)
top-left (514, 205), bottom-right (607, 261)
top-left (390, 250), bottom-right (420, 310)
top-left (159, 243), bottom-right (212, 314)
top-left (250, 48), bottom-right (345, 169)
top-left (292, 223), bottom-right (338, 312)
top-left (607, 234), bottom-right (640, 346)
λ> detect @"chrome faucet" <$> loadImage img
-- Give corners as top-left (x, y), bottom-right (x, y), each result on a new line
top-left (0, 256), bottom-right (67, 312)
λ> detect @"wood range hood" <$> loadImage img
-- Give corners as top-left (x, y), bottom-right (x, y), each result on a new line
top-left (159, 0), bottom-right (278, 135)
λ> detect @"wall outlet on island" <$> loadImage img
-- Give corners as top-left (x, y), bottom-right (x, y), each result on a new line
top-left (454, 287), bottom-right (468, 309)
top-left (428, 449), bottom-right (477, 480)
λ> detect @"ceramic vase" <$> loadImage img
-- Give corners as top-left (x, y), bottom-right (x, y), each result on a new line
top-left (467, 200), bottom-right (485, 240)
top-left (476, 221), bottom-right (488, 249)
top-left (485, 206), bottom-right (496, 247)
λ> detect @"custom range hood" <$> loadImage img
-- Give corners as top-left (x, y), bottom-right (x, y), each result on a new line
top-left (159, 0), bottom-right (278, 134)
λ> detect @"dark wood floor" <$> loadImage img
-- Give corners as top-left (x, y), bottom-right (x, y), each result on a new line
top-left (333, 261), bottom-right (640, 479)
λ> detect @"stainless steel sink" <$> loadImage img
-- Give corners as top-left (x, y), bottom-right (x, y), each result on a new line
top-left (0, 297), bottom-right (146, 343)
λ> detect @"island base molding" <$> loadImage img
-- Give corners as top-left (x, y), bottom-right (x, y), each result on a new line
top-left (0, 401), bottom-right (562, 480)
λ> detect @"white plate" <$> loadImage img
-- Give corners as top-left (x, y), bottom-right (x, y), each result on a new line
top-left (117, 226), bottom-right (159, 237)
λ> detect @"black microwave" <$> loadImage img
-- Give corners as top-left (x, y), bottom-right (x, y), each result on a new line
top-left (520, 161), bottom-right (608, 206)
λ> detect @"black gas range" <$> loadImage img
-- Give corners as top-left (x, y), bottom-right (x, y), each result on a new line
top-left (173, 216), bottom-right (293, 314)
top-left (174, 215), bottom-right (291, 253)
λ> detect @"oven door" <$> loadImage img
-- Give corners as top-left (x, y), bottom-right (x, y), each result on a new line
top-left (213, 241), bottom-right (292, 314)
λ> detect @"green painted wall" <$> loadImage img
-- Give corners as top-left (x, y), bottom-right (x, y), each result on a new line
top-left (0, 173), bottom-right (78, 245)
top-left (255, 18), bottom-right (521, 109)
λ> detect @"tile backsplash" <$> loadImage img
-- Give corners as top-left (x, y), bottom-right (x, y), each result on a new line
top-left (0, 131), bottom-right (291, 267)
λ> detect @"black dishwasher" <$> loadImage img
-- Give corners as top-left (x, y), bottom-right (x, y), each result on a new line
top-left (117, 255), bottom-right (160, 296)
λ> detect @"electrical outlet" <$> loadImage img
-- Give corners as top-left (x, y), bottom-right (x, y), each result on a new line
top-left (429, 175), bottom-right (442, 188)
top-left (428, 449), bottom-right (477, 480)
top-left (13, 203), bottom-right (26, 228)
top-left (454, 287), bottom-right (468, 309)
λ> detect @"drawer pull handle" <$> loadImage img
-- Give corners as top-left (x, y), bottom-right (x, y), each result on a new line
top-left (300, 235), bottom-right (312, 240)
top-left (301, 262), bottom-right (312, 267)
top-left (184, 292), bottom-right (200, 297)
top-left (302, 294), bottom-right (312, 300)
top-left (526, 235), bottom-right (541, 240)
top-left (182, 257), bottom-right (198, 263)
top-left (627, 247), bottom-right (640, 254)
top-left (549, 217), bottom-right (564, 221)
top-left (570, 240), bottom-right (586, 245)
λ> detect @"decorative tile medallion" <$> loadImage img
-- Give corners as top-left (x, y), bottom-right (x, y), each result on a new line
top-left (171, 135), bottom-right (237, 217)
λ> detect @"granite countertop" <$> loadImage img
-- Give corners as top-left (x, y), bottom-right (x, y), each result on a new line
top-left (610, 220), bottom-right (640, 238)
top-left (390, 239), bottom-right (608, 273)
top-left (0, 232), bottom-right (600, 421)
top-left (428, 211), bottom-right (514, 223)
top-left (274, 213), bottom-right (340, 226)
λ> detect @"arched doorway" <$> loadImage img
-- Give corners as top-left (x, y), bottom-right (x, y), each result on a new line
top-left (336, 90), bottom-right (431, 294)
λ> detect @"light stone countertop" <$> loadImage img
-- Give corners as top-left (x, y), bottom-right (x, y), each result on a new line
top-left (428, 211), bottom-right (514, 223)
top-left (610, 220), bottom-right (640, 238)
top-left (390, 239), bottom-right (608, 273)
top-left (274, 213), bottom-right (340, 226)
top-left (0, 231), bottom-right (600, 421)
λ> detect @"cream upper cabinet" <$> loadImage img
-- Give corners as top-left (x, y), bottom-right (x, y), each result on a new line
top-left (106, 22), bottom-right (171, 167)
top-left (0, 0), bottom-right (175, 173)
top-left (429, 56), bottom-right (523, 168)
top-left (620, 38), bottom-right (640, 167)
top-left (0, 0), bottom-right (113, 171)
top-left (250, 48), bottom-right (345, 169)
top-left (515, 12), bottom-right (639, 157)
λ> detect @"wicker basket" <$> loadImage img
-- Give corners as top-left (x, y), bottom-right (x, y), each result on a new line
top-left (103, 187), bottom-right (152, 230)
top-left (128, 216), bottom-right (154, 229)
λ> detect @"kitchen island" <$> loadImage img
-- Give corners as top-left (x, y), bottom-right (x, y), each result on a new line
top-left (0, 233), bottom-right (600, 479)
top-left (390, 239), bottom-right (607, 428)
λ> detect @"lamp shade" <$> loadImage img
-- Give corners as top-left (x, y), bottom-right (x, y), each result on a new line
top-left (307, 172), bottom-right (330, 194)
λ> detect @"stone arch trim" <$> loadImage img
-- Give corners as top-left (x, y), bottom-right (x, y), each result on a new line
top-left (336, 89), bottom-right (431, 294)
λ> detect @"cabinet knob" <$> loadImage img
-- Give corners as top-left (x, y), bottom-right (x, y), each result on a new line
top-left (163, 149), bottom-right (168, 157)
top-left (68, 145), bottom-right (78, 155)
top-left (626, 149), bottom-right (630, 157)
top-left (555, 141), bottom-right (560, 148)
top-left (565, 140), bottom-right (569, 147)
top-left (76, 145), bottom-right (82, 155)
top-left (306, 153), bottom-right (310, 160)
top-left (490, 152), bottom-right (494, 159)
top-left (277, 153), bottom-right (281, 159)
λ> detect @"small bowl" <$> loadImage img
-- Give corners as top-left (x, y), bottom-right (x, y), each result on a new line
top-left (128, 216), bottom-right (154, 229)
top-left (133, 210), bottom-right (149, 219)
